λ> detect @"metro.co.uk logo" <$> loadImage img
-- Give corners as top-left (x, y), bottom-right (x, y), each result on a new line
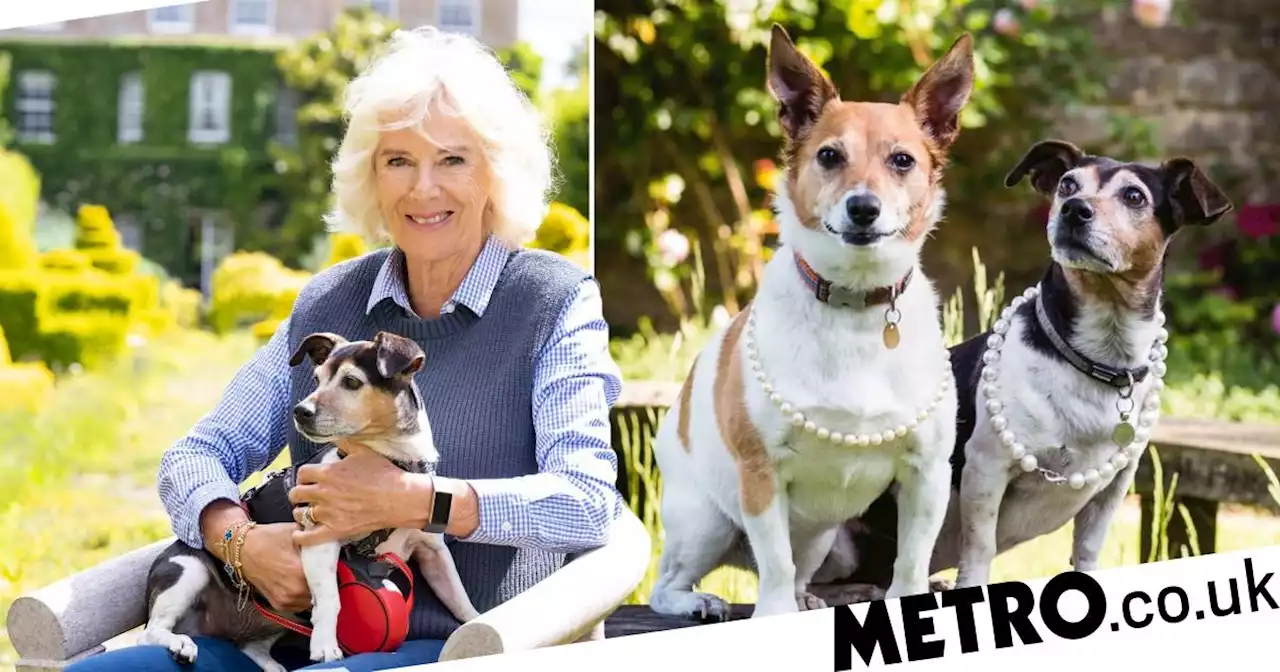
top-left (834, 557), bottom-right (1279, 669)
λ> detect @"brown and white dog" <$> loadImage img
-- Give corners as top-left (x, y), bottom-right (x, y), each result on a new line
top-left (812, 142), bottom-right (1234, 595)
top-left (137, 331), bottom-right (479, 669)
top-left (646, 25), bottom-right (975, 622)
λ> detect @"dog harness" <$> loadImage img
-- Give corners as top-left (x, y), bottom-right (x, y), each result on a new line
top-left (234, 448), bottom-right (435, 656)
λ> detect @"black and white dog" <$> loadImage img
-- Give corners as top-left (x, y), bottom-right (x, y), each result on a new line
top-left (811, 141), bottom-right (1233, 594)
top-left (137, 331), bottom-right (479, 670)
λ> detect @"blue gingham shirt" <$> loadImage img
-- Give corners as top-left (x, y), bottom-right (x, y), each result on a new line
top-left (157, 235), bottom-right (626, 554)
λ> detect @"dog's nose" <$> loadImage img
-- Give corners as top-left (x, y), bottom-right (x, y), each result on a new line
top-left (845, 194), bottom-right (881, 227)
top-left (1061, 198), bottom-right (1094, 224)
top-left (293, 403), bottom-right (315, 423)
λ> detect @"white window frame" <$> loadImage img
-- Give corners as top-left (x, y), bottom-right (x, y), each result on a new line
top-left (228, 0), bottom-right (275, 36)
top-left (436, 0), bottom-right (480, 36)
top-left (148, 3), bottom-right (195, 34)
top-left (118, 72), bottom-right (145, 145)
top-left (188, 71), bottom-right (232, 145)
top-left (15, 71), bottom-right (55, 144)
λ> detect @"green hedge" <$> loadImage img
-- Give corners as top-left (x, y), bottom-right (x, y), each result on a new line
top-left (0, 38), bottom-right (285, 283)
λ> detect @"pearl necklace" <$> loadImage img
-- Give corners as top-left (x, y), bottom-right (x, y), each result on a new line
top-left (743, 308), bottom-right (955, 446)
top-left (980, 285), bottom-right (1168, 489)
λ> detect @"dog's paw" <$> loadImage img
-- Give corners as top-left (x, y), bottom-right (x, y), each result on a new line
top-left (929, 576), bottom-right (955, 592)
top-left (796, 592), bottom-right (828, 611)
top-left (752, 594), bottom-right (800, 619)
top-left (689, 593), bottom-right (731, 623)
top-left (166, 634), bottom-right (198, 664)
top-left (309, 636), bottom-right (343, 663)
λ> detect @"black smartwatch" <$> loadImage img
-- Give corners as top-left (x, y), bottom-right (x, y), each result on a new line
top-left (423, 477), bottom-right (453, 534)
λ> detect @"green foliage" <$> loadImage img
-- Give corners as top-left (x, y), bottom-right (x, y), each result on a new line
top-left (494, 41), bottom-right (544, 103)
top-left (0, 38), bottom-right (283, 284)
top-left (544, 82), bottom-right (589, 216)
top-left (594, 0), bottom-right (1161, 319)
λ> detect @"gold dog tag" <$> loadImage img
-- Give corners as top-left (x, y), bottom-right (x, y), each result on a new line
top-left (1112, 420), bottom-right (1135, 448)
top-left (883, 323), bottom-right (900, 349)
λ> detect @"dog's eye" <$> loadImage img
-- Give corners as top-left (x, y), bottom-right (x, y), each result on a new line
top-left (1121, 186), bottom-right (1147, 208)
top-left (889, 152), bottom-right (915, 172)
top-left (342, 376), bottom-right (363, 391)
top-left (816, 146), bottom-right (843, 169)
top-left (1058, 177), bottom-right (1078, 197)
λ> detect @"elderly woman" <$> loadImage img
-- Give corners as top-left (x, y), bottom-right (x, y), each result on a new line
top-left (68, 26), bottom-right (623, 672)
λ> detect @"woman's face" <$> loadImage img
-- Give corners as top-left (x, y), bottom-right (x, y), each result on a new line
top-left (374, 111), bottom-right (493, 263)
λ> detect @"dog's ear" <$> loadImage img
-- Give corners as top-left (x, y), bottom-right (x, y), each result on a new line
top-left (1004, 140), bottom-right (1085, 195)
top-left (289, 332), bottom-right (347, 367)
top-left (373, 331), bottom-right (425, 379)
top-left (1160, 157), bottom-right (1234, 229)
top-left (767, 23), bottom-right (839, 140)
top-left (901, 33), bottom-right (975, 151)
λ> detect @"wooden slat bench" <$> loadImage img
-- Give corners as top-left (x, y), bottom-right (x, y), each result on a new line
top-left (608, 380), bottom-right (1280, 569)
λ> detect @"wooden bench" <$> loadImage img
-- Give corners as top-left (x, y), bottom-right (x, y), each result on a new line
top-left (608, 380), bottom-right (1280, 568)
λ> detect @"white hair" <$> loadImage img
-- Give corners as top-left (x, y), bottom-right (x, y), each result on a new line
top-left (323, 26), bottom-right (557, 248)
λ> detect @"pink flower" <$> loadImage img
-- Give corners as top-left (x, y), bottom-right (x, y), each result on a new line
top-left (656, 228), bottom-right (690, 266)
top-left (1132, 0), bottom-right (1171, 28)
top-left (994, 8), bottom-right (1020, 36)
top-left (1237, 204), bottom-right (1280, 239)
top-left (1214, 285), bottom-right (1238, 301)
top-left (1197, 242), bottom-right (1230, 271)
top-left (1018, 0), bottom-right (1039, 9)
top-left (1272, 303), bottom-right (1280, 337)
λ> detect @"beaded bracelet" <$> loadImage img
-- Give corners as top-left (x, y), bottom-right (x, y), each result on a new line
top-left (220, 520), bottom-right (256, 610)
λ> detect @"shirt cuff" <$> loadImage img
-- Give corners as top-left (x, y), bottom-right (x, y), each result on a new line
top-left (178, 481), bottom-right (244, 549)
top-left (458, 477), bottom-right (538, 546)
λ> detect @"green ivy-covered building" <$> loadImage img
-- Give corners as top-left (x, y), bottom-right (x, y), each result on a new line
top-left (0, 0), bottom-right (517, 292)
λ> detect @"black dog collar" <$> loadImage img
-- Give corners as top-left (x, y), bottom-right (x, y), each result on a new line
top-left (1033, 291), bottom-right (1149, 389)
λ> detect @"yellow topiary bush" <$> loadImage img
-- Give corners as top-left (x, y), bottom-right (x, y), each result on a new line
top-left (0, 149), bottom-right (41, 271)
top-left (529, 202), bottom-right (590, 270)
top-left (325, 232), bottom-right (368, 269)
top-left (0, 325), bottom-right (56, 409)
top-left (209, 251), bottom-right (312, 334)
top-left (39, 249), bottom-right (94, 274)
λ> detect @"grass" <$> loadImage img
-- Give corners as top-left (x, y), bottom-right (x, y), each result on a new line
top-left (0, 327), bottom-right (261, 671)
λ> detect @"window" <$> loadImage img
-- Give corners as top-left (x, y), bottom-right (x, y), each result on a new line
top-left (118, 72), bottom-right (144, 144)
top-left (274, 86), bottom-right (298, 146)
top-left (15, 71), bottom-right (55, 144)
top-left (149, 3), bottom-right (194, 33)
top-left (188, 72), bottom-right (231, 145)
top-left (437, 0), bottom-right (479, 36)
top-left (230, 0), bottom-right (273, 35)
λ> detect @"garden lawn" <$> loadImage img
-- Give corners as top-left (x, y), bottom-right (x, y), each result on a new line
top-left (0, 327), bottom-right (264, 671)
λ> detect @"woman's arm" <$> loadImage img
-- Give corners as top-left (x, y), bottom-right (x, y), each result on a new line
top-left (156, 317), bottom-right (294, 549)
top-left (455, 277), bottom-right (626, 553)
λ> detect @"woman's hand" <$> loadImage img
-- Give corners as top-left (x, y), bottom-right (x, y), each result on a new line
top-left (239, 522), bottom-right (312, 613)
top-left (288, 442), bottom-right (420, 546)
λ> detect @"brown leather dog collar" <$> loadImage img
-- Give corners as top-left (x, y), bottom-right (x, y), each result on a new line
top-left (793, 250), bottom-right (912, 308)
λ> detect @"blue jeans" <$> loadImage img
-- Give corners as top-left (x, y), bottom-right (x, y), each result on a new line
top-left (65, 637), bottom-right (446, 672)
